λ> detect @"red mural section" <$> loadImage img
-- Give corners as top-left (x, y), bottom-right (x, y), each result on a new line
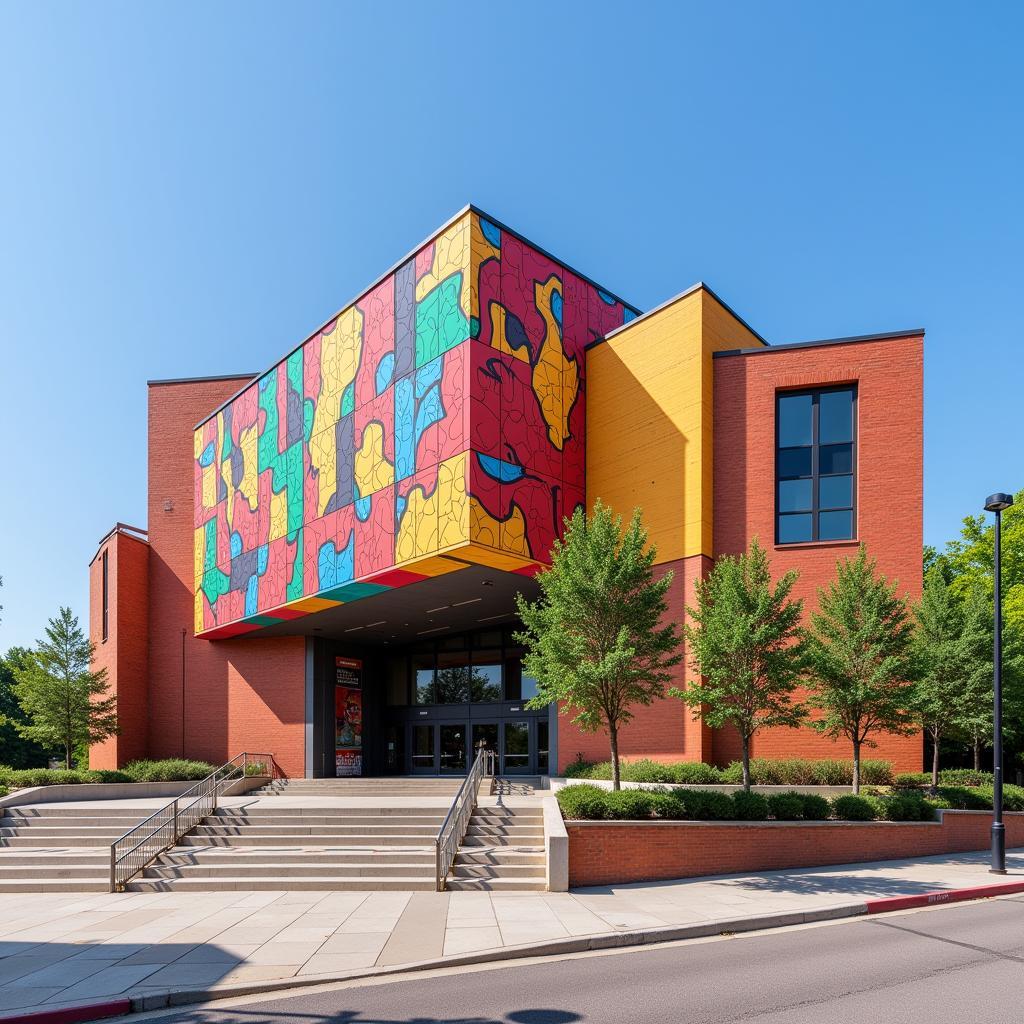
top-left (467, 213), bottom-right (634, 565)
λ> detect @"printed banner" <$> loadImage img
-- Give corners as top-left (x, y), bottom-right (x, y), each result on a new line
top-left (335, 657), bottom-right (363, 776)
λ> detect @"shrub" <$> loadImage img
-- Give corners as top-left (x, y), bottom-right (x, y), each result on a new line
top-left (732, 791), bottom-right (770, 820)
top-left (92, 769), bottom-right (133, 783)
top-left (722, 758), bottom-right (893, 787)
top-left (557, 784), bottom-right (610, 820)
top-left (648, 791), bottom-right (688, 819)
top-left (621, 759), bottom-right (677, 784)
top-left (892, 772), bottom-right (931, 789)
top-left (800, 793), bottom-right (831, 820)
top-left (5, 768), bottom-right (95, 788)
top-left (767, 792), bottom-right (806, 820)
top-left (671, 762), bottom-right (724, 785)
top-left (244, 761), bottom-right (270, 777)
top-left (832, 795), bottom-right (877, 821)
top-left (603, 789), bottom-right (657, 820)
top-left (935, 786), bottom-right (990, 810)
top-left (676, 788), bottom-right (735, 821)
top-left (1003, 784), bottom-right (1024, 812)
top-left (809, 760), bottom-right (855, 786)
top-left (563, 755), bottom-right (595, 779)
top-left (871, 792), bottom-right (936, 822)
top-left (859, 761), bottom-right (895, 786)
top-left (939, 769), bottom-right (994, 787)
top-left (123, 759), bottom-right (216, 783)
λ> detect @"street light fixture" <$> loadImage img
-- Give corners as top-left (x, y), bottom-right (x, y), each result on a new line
top-left (983, 491), bottom-right (1013, 874)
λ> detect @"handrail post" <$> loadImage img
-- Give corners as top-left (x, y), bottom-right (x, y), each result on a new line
top-left (109, 841), bottom-right (116, 893)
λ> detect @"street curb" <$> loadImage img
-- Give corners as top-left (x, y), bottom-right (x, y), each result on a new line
top-left (865, 879), bottom-right (1024, 913)
top-left (125, 902), bottom-right (867, 1014)
top-left (0, 998), bottom-right (131, 1024)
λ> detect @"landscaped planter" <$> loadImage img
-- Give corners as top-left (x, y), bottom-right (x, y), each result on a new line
top-left (567, 810), bottom-right (1024, 886)
top-left (550, 778), bottom-right (853, 797)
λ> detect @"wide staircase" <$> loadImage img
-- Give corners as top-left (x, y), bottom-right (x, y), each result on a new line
top-left (0, 804), bottom-right (151, 892)
top-left (447, 803), bottom-right (547, 891)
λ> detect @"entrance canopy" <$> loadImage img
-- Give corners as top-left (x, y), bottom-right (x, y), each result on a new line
top-left (245, 562), bottom-right (539, 646)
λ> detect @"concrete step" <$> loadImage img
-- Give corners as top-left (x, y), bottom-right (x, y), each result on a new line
top-left (0, 836), bottom-right (115, 848)
top-left (0, 850), bottom-right (108, 864)
top-left (126, 876), bottom-right (438, 892)
top-left (455, 849), bottom-right (546, 865)
top-left (2, 807), bottom-right (155, 818)
top-left (0, 878), bottom-right (110, 893)
top-left (444, 877), bottom-right (546, 892)
top-left (160, 850), bottom-right (436, 866)
top-left (0, 816), bottom-right (145, 828)
top-left (0, 826), bottom-right (131, 839)
top-left (461, 836), bottom-right (545, 849)
top-left (177, 834), bottom-right (437, 847)
top-left (0, 864), bottom-right (110, 879)
top-left (193, 824), bottom-right (441, 837)
top-left (208, 815), bottom-right (446, 826)
top-left (144, 862), bottom-right (436, 879)
top-left (451, 863), bottom-right (545, 879)
top-left (466, 826), bottom-right (545, 838)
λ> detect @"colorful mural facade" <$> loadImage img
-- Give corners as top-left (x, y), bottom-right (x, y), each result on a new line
top-left (193, 210), bottom-right (635, 638)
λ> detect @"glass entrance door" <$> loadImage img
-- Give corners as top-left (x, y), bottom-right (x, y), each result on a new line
top-left (439, 724), bottom-right (468, 774)
top-left (411, 724), bottom-right (436, 773)
top-left (502, 720), bottom-right (530, 775)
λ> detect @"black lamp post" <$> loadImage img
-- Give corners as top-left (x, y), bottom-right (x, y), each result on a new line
top-left (984, 491), bottom-right (1013, 874)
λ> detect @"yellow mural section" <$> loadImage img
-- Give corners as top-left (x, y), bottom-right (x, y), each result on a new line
top-left (354, 422), bottom-right (394, 495)
top-left (394, 451), bottom-right (471, 565)
top-left (586, 287), bottom-right (765, 563)
top-left (310, 306), bottom-right (363, 517)
top-left (416, 215), bottom-right (471, 320)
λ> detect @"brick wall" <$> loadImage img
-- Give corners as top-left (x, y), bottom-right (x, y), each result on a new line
top-left (568, 811), bottom-right (1024, 886)
top-left (711, 334), bottom-right (924, 772)
top-left (557, 554), bottom-right (710, 771)
top-left (147, 379), bottom-right (306, 777)
top-left (89, 529), bottom-right (149, 769)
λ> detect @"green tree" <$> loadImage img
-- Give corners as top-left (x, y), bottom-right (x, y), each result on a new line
top-left (913, 568), bottom-right (972, 790)
top-left (806, 546), bottom-right (917, 793)
top-left (516, 501), bottom-right (682, 790)
top-left (671, 539), bottom-right (808, 791)
top-left (10, 607), bottom-right (118, 769)
top-left (0, 646), bottom-right (56, 768)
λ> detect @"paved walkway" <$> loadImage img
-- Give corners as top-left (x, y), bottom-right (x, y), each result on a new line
top-left (0, 849), bottom-right (1020, 1018)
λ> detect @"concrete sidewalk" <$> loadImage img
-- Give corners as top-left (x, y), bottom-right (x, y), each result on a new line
top-left (0, 849), bottom-right (1020, 1019)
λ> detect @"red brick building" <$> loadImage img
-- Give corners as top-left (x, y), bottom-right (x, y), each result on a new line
top-left (89, 208), bottom-right (924, 778)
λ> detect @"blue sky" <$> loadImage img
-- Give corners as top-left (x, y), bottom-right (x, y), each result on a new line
top-left (1, 1), bottom-right (1021, 649)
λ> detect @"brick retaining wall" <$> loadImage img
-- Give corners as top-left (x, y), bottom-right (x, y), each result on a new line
top-left (567, 810), bottom-right (1024, 886)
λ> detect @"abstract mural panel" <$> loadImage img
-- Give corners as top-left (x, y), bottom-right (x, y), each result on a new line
top-left (194, 209), bottom-right (636, 637)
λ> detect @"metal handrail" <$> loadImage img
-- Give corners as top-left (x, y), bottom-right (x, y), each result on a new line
top-left (434, 746), bottom-right (496, 891)
top-left (109, 751), bottom-right (275, 891)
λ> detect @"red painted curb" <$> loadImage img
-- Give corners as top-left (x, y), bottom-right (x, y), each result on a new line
top-left (866, 880), bottom-right (1024, 914)
top-left (1, 998), bottom-right (131, 1024)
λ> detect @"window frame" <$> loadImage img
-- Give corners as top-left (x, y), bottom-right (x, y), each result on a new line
top-left (101, 549), bottom-right (109, 642)
top-left (775, 385), bottom-right (857, 545)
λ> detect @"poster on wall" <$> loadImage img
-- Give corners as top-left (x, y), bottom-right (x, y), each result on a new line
top-left (335, 657), bottom-right (363, 777)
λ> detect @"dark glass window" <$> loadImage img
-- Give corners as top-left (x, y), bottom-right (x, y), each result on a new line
top-left (776, 387), bottom-right (856, 544)
top-left (101, 550), bottom-right (109, 642)
top-left (412, 650), bottom-right (435, 705)
top-left (435, 650), bottom-right (470, 703)
top-left (469, 650), bottom-right (502, 702)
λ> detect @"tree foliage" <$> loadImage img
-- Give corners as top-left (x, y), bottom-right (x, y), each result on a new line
top-left (516, 501), bottom-right (682, 789)
top-left (913, 568), bottom-right (973, 789)
top-left (10, 607), bottom-right (118, 769)
top-left (806, 546), bottom-right (917, 793)
top-left (672, 539), bottom-right (808, 790)
top-left (0, 646), bottom-right (56, 768)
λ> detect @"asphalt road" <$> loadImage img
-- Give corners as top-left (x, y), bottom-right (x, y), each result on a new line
top-left (140, 896), bottom-right (1024, 1024)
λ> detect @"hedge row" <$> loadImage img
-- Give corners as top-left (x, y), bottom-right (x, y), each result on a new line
top-left (0, 758), bottom-right (218, 789)
top-left (562, 757), bottom-right (894, 787)
top-left (892, 769), bottom-right (996, 789)
top-left (557, 783), bottom-right (944, 823)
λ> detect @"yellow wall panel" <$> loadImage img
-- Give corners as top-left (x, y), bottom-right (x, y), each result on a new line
top-left (586, 287), bottom-right (766, 563)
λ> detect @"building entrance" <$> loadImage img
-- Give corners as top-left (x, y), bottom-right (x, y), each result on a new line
top-left (309, 625), bottom-right (554, 778)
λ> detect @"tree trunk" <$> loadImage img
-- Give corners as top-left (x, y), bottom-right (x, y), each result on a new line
top-left (930, 729), bottom-right (940, 794)
top-left (609, 724), bottom-right (621, 792)
top-left (852, 739), bottom-right (861, 795)
top-left (741, 736), bottom-right (752, 793)
top-left (64, 743), bottom-right (71, 771)
top-left (973, 736), bottom-right (982, 772)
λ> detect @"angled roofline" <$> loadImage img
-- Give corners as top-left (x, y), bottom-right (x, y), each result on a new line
top-left (585, 281), bottom-right (770, 351)
top-left (88, 522), bottom-right (149, 567)
top-left (713, 327), bottom-right (925, 358)
top-left (149, 373), bottom-right (259, 387)
top-left (192, 204), bottom-right (642, 430)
